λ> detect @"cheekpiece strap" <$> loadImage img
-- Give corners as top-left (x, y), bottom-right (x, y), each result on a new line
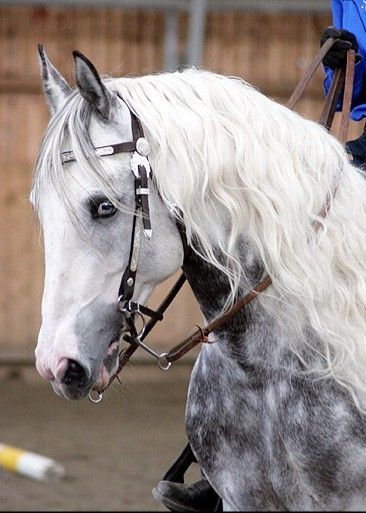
top-left (117, 109), bottom-right (153, 306)
top-left (118, 207), bottom-right (143, 303)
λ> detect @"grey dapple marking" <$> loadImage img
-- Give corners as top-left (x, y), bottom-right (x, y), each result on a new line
top-left (185, 246), bottom-right (366, 511)
top-left (32, 47), bottom-right (366, 510)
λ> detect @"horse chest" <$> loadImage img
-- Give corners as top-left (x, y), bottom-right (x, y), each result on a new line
top-left (186, 343), bottom-right (283, 472)
top-left (186, 343), bottom-right (366, 511)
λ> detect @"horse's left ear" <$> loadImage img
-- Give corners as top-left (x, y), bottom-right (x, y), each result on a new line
top-left (73, 50), bottom-right (114, 119)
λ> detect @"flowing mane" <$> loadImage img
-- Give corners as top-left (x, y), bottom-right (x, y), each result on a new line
top-left (33, 68), bottom-right (366, 407)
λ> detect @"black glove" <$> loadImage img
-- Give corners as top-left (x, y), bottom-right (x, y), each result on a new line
top-left (346, 124), bottom-right (366, 170)
top-left (320, 26), bottom-right (359, 69)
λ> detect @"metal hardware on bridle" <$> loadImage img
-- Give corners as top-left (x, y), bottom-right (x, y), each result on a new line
top-left (114, 109), bottom-right (156, 337)
top-left (110, 109), bottom-right (182, 378)
top-left (88, 389), bottom-right (103, 403)
top-left (118, 299), bottom-right (174, 369)
top-left (119, 305), bottom-right (147, 338)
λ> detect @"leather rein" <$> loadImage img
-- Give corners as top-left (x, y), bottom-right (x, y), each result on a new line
top-left (63, 40), bottom-right (354, 403)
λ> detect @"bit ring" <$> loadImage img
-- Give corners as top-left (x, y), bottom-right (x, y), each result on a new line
top-left (157, 353), bottom-right (172, 371)
top-left (88, 390), bottom-right (103, 404)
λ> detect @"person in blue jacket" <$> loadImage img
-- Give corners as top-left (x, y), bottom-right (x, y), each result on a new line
top-left (153, 4), bottom-right (366, 512)
top-left (321, 0), bottom-right (366, 169)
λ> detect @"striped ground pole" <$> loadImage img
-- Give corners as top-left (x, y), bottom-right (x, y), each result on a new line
top-left (0, 444), bottom-right (65, 481)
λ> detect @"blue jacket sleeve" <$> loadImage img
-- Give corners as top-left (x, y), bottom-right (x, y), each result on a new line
top-left (323, 0), bottom-right (366, 121)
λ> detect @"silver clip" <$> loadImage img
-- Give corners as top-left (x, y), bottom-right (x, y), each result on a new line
top-left (136, 188), bottom-right (150, 195)
top-left (60, 151), bottom-right (75, 164)
top-left (157, 353), bottom-right (172, 371)
top-left (96, 146), bottom-right (114, 157)
top-left (131, 152), bottom-right (151, 178)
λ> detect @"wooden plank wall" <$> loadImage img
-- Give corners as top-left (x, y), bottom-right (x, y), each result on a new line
top-left (0, 6), bottom-right (362, 359)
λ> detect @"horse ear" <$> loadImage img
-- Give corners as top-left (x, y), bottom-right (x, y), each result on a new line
top-left (72, 50), bottom-right (113, 119)
top-left (38, 44), bottom-right (72, 116)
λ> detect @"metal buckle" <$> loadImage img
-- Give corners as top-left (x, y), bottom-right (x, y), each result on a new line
top-left (118, 300), bottom-right (147, 339)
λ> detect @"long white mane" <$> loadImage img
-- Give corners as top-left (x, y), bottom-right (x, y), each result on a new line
top-left (34, 68), bottom-right (366, 407)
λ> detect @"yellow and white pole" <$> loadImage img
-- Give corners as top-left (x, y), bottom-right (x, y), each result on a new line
top-left (0, 444), bottom-right (65, 481)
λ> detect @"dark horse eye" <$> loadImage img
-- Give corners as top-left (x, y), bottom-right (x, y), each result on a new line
top-left (89, 196), bottom-right (117, 219)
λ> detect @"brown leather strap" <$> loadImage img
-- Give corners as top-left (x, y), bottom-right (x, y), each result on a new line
top-left (338, 49), bottom-right (355, 145)
top-left (166, 275), bottom-right (272, 363)
top-left (318, 67), bottom-right (345, 130)
top-left (287, 37), bottom-right (355, 140)
top-left (287, 37), bottom-right (336, 111)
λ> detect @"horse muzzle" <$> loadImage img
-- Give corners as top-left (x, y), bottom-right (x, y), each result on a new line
top-left (47, 340), bottom-right (120, 400)
top-left (48, 357), bottom-right (92, 400)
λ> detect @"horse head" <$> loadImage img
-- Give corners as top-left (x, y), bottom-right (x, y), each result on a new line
top-left (31, 47), bottom-right (184, 400)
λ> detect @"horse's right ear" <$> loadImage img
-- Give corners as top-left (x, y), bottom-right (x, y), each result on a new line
top-left (38, 44), bottom-right (72, 116)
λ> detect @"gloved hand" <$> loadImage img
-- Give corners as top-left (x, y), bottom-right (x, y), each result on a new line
top-left (346, 125), bottom-right (366, 170)
top-left (320, 26), bottom-right (359, 69)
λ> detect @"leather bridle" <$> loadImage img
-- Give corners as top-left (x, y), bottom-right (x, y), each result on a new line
top-left (61, 41), bottom-right (355, 404)
top-left (61, 104), bottom-right (182, 357)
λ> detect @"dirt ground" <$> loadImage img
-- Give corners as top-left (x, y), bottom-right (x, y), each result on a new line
top-left (0, 362), bottom-right (201, 511)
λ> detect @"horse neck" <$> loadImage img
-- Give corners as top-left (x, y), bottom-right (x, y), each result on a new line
top-left (182, 240), bottom-right (308, 371)
top-left (183, 239), bottom-right (259, 316)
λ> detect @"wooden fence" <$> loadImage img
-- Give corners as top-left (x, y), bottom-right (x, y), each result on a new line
top-left (0, 5), bottom-right (363, 360)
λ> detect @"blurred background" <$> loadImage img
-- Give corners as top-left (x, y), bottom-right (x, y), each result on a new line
top-left (0, 1), bottom-right (362, 511)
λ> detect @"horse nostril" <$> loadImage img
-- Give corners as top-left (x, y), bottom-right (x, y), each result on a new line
top-left (61, 359), bottom-right (88, 388)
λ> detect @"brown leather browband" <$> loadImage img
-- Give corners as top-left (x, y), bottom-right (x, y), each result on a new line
top-left (103, 41), bottom-right (355, 389)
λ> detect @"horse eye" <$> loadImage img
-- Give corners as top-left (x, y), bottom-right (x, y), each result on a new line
top-left (89, 197), bottom-right (117, 219)
top-left (98, 202), bottom-right (117, 217)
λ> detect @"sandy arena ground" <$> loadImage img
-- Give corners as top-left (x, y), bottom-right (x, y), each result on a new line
top-left (0, 362), bottom-right (201, 511)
